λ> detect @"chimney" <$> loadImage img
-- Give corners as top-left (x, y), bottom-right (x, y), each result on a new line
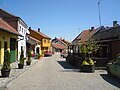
top-left (28, 27), bottom-right (31, 30)
top-left (90, 27), bottom-right (94, 31)
top-left (113, 21), bottom-right (118, 27)
top-left (38, 28), bottom-right (40, 32)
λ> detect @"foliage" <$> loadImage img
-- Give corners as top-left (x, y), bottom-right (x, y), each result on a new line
top-left (27, 50), bottom-right (31, 63)
top-left (36, 54), bottom-right (40, 59)
top-left (82, 58), bottom-right (96, 65)
top-left (2, 50), bottom-right (11, 69)
top-left (19, 49), bottom-right (24, 65)
top-left (79, 40), bottom-right (99, 65)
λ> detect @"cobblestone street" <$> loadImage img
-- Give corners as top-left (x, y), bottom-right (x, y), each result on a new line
top-left (4, 54), bottom-right (120, 90)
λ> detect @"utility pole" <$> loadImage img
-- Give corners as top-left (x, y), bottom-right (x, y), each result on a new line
top-left (98, 0), bottom-right (102, 26)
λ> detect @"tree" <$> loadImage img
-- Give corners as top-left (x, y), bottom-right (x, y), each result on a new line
top-left (79, 40), bottom-right (99, 65)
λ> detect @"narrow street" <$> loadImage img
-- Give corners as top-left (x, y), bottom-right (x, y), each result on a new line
top-left (6, 54), bottom-right (120, 90)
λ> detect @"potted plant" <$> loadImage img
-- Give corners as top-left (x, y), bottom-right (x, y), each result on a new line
top-left (81, 58), bottom-right (96, 72)
top-left (35, 54), bottom-right (40, 59)
top-left (26, 50), bottom-right (31, 65)
top-left (18, 49), bottom-right (24, 69)
top-left (1, 50), bottom-right (11, 77)
top-left (79, 41), bottom-right (99, 72)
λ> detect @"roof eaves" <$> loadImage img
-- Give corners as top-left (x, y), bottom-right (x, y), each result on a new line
top-left (0, 27), bottom-right (21, 36)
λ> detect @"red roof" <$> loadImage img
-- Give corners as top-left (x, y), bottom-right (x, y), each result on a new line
top-left (57, 38), bottom-right (67, 46)
top-left (28, 35), bottom-right (41, 43)
top-left (73, 29), bottom-right (97, 43)
top-left (33, 30), bottom-right (51, 39)
top-left (52, 43), bottom-right (66, 49)
top-left (0, 18), bottom-right (20, 35)
top-left (62, 39), bottom-right (71, 44)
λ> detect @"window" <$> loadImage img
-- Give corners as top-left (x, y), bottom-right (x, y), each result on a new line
top-left (47, 40), bottom-right (50, 43)
top-left (22, 28), bottom-right (23, 33)
top-left (44, 40), bottom-right (46, 43)
top-left (4, 42), bottom-right (7, 51)
top-left (19, 26), bottom-right (21, 32)
top-left (24, 29), bottom-right (26, 34)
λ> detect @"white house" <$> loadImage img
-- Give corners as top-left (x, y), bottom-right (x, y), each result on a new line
top-left (17, 19), bottom-right (29, 59)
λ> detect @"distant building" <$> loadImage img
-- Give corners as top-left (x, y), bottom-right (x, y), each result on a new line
top-left (52, 37), bottom-right (71, 53)
top-left (26, 35), bottom-right (41, 56)
top-left (72, 27), bottom-right (97, 45)
top-left (29, 27), bottom-right (51, 55)
top-left (70, 27), bottom-right (97, 54)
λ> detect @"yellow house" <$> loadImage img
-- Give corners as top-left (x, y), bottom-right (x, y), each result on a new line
top-left (29, 28), bottom-right (51, 55)
top-left (0, 18), bottom-right (20, 64)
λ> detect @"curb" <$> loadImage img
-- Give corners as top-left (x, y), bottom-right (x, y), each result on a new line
top-left (0, 59), bottom-right (39, 89)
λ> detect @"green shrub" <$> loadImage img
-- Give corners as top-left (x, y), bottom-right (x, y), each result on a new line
top-left (27, 50), bottom-right (31, 63)
top-left (19, 49), bottom-right (24, 65)
top-left (36, 54), bottom-right (40, 59)
top-left (2, 50), bottom-right (11, 69)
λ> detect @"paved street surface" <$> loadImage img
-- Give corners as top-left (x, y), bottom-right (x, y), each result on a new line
top-left (5, 54), bottom-right (120, 90)
top-left (0, 58), bottom-right (39, 89)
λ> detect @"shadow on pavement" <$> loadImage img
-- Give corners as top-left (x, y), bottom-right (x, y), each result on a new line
top-left (0, 76), bottom-right (5, 78)
top-left (100, 74), bottom-right (120, 88)
top-left (57, 61), bottom-right (77, 69)
top-left (57, 61), bottom-right (81, 72)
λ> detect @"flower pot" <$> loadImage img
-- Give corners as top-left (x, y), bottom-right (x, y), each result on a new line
top-left (18, 64), bottom-right (24, 69)
top-left (81, 65), bottom-right (95, 73)
top-left (1, 69), bottom-right (11, 77)
top-left (26, 61), bottom-right (31, 65)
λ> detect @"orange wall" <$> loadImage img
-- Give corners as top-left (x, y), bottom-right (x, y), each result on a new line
top-left (42, 38), bottom-right (51, 47)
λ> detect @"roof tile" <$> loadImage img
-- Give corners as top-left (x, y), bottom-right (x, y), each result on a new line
top-left (0, 18), bottom-right (20, 35)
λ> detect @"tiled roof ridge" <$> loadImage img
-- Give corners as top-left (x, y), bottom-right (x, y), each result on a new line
top-left (0, 18), bottom-right (20, 35)
top-left (0, 8), bottom-right (18, 18)
top-left (0, 8), bottom-right (28, 27)
top-left (32, 29), bottom-right (51, 39)
top-left (52, 43), bottom-right (66, 49)
top-left (57, 38), bottom-right (67, 45)
top-left (27, 35), bottom-right (41, 43)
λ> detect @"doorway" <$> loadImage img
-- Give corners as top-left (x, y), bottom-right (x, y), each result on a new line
top-left (10, 38), bottom-right (16, 63)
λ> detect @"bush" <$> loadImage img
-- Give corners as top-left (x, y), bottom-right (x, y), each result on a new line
top-left (36, 54), bottom-right (40, 59)
top-left (19, 49), bottom-right (24, 65)
top-left (2, 50), bottom-right (11, 70)
top-left (27, 50), bottom-right (31, 63)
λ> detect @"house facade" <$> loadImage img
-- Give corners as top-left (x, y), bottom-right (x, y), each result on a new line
top-left (0, 18), bottom-right (20, 64)
top-left (70, 27), bottom-right (97, 54)
top-left (29, 28), bottom-right (51, 55)
top-left (91, 21), bottom-right (120, 59)
top-left (26, 35), bottom-right (41, 56)
top-left (0, 9), bottom-right (29, 60)
top-left (52, 37), bottom-right (71, 53)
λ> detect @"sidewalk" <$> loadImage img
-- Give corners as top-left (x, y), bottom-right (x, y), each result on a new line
top-left (0, 57), bottom-right (42, 89)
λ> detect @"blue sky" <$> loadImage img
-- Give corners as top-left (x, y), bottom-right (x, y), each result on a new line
top-left (0, 0), bottom-right (120, 41)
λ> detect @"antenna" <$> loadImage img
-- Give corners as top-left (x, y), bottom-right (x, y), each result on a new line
top-left (98, 0), bottom-right (102, 26)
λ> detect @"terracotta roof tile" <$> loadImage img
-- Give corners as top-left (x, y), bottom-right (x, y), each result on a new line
top-left (0, 18), bottom-right (20, 35)
top-left (27, 35), bottom-right (41, 43)
top-left (62, 39), bottom-right (71, 44)
top-left (57, 38), bottom-right (67, 46)
top-left (31, 29), bottom-right (51, 39)
top-left (52, 43), bottom-right (66, 49)
top-left (77, 29), bottom-right (96, 42)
